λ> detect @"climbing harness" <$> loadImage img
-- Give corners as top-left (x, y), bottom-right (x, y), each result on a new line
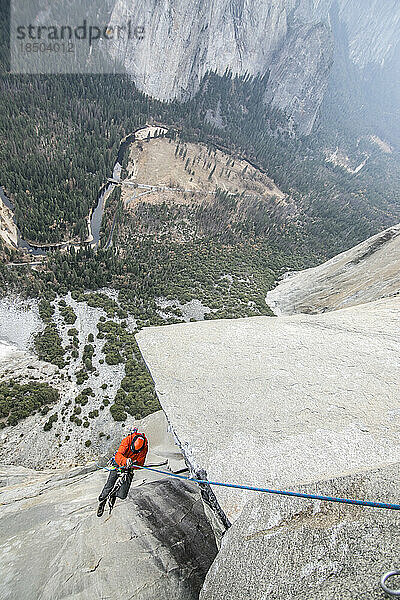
top-left (106, 467), bottom-right (131, 514)
top-left (99, 429), bottom-right (141, 515)
top-left (381, 571), bottom-right (400, 597)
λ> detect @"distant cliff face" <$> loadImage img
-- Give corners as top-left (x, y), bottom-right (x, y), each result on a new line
top-left (106, 0), bottom-right (400, 135)
top-left (108, 0), bottom-right (293, 101)
top-left (266, 223), bottom-right (400, 315)
top-left (263, 22), bottom-right (333, 134)
top-left (338, 0), bottom-right (400, 67)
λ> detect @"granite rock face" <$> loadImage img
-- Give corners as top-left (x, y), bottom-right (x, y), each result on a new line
top-left (135, 222), bottom-right (400, 599)
top-left (137, 297), bottom-right (400, 599)
top-left (0, 451), bottom-right (217, 600)
top-left (105, 0), bottom-right (400, 134)
top-left (200, 464), bottom-right (400, 600)
top-left (108, 0), bottom-right (293, 102)
top-left (266, 223), bottom-right (400, 315)
top-left (136, 296), bottom-right (400, 527)
top-left (108, 0), bottom-right (331, 134)
top-left (263, 21), bottom-right (333, 134)
top-left (338, 0), bottom-right (400, 67)
top-left (24, 1), bottom-right (400, 135)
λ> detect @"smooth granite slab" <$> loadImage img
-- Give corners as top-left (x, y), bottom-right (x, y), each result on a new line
top-left (137, 297), bottom-right (400, 524)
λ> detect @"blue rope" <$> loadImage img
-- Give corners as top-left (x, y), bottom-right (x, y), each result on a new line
top-left (137, 465), bottom-right (400, 511)
top-left (96, 463), bottom-right (400, 510)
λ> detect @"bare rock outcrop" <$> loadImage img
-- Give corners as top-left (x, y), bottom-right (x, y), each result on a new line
top-left (266, 223), bottom-right (400, 315)
top-left (137, 297), bottom-right (400, 599)
top-left (0, 193), bottom-right (17, 249)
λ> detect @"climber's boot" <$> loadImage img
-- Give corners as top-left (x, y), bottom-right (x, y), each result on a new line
top-left (97, 499), bottom-right (107, 517)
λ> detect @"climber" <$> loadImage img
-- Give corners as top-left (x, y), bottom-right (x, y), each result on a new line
top-left (97, 429), bottom-right (148, 517)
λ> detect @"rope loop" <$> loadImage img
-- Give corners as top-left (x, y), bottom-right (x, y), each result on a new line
top-left (381, 571), bottom-right (400, 597)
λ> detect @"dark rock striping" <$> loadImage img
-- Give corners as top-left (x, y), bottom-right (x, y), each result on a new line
top-left (132, 479), bottom-right (218, 598)
top-left (349, 227), bottom-right (400, 266)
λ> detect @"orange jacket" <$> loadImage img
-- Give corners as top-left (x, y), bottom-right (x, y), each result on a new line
top-left (114, 432), bottom-right (148, 469)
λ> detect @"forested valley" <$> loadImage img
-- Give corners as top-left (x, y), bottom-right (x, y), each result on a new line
top-left (1, 0), bottom-right (399, 426)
